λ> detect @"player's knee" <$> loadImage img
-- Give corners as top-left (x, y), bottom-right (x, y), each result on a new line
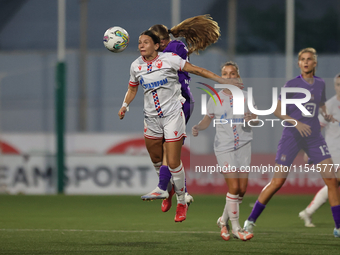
top-left (239, 186), bottom-right (247, 197)
top-left (167, 160), bottom-right (181, 170)
top-left (271, 178), bottom-right (285, 190)
top-left (228, 183), bottom-right (241, 194)
top-left (324, 178), bottom-right (339, 188)
top-left (150, 155), bottom-right (163, 164)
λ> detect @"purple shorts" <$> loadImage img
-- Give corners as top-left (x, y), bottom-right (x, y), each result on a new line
top-left (275, 132), bottom-right (331, 166)
top-left (182, 100), bottom-right (194, 124)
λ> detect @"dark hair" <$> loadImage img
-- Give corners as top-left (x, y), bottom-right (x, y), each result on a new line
top-left (140, 30), bottom-right (160, 45)
top-left (149, 15), bottom-right (220, 56)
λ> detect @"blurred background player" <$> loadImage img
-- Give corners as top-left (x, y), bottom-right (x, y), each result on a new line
top-left (243, 48), bottom-right (340, 238)
top-left (192, 61), bottom-right (258, 241)
top-left (299, 73), bottom-right (340, 228)
top-left (118, 30), bottom-right (240, 222)
top-left (143, 15), bottom-right (220, 211)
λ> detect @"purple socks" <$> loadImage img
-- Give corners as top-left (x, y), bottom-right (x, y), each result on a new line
top-left (158, 165), bottom-right (188, 193)
top-left (331, 205), bottom-right (340, 229)
top-left (248, 200), bottom-right (266, 222)
top-left (158, 165), bottom-right (171, 191)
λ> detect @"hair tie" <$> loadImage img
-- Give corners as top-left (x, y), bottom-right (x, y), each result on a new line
top-left (168, 29), bottom-right (172, 34)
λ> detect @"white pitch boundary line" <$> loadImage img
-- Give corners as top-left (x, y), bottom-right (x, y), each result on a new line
top-left (0, 228), bottom-right (331, 236)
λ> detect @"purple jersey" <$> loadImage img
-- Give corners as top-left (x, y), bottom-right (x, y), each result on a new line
top-left (279, 75), bottom-right (326, 137)
top-left (163, 40), bottom-right (194, 103)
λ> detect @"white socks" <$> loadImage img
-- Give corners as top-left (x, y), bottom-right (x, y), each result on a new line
top-left (222, 194), bottom-right (244, 226)
top-left (226, 193), bottom-right (241, 231)
top-left (169, 163), bottom-right (185, 204)
top-left (221, 198), bottom-right (229, 224)
top-left (153, 162), bottom-right (162, 176)
top-left (305, 185), bottom-right (328, 215)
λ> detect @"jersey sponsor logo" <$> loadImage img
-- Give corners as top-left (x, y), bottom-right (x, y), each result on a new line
top-left (140, 77), bottom-right (169, 89)
top-left (155, 59), bottom-right (162, 68)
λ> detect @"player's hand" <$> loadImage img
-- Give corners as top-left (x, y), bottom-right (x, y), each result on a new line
top-left (323, 113), bottom-right (338, 123)
top-left (192, 125), bottom-right (199, 137)
top-left (118, 107), bottom-right (127, 120)
top-left (217, 78), bottom-right (244, 89)
top-left (295, 121), bottom-right (311, 137)
top-left (244, 112), bottom-right (255, 122)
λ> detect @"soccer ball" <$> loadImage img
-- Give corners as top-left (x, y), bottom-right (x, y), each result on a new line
top-left (103, 26), bottom-right (129, 53)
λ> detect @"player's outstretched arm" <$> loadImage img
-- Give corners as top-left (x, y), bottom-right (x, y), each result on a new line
top-left (182, 62), bottom-right (243, 89)
top-left (118, 85), bottom-right (138, 120)
top-left (274, 100), bottom-right (311, 137)
top-left (192, 115), bottom-right (212, 137)
top-left (320, 103), bottom-right (338, 123)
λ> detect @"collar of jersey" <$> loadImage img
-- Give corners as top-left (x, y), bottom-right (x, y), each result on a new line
top-left (142, 54), bottom-right (159, 63)
top-left (298, 74), bottom-right (315, 86)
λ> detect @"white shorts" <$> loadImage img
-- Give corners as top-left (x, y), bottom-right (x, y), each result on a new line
top-left (144, 109), bottom-right (187, 142)
top-left (215, 142), bottom-right (251, 173)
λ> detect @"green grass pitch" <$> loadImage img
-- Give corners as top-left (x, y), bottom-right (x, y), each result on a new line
top-left (0, 194), bottom-right (338, 254)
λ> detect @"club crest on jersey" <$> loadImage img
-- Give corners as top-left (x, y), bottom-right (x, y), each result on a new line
top-left (155, 59), bottom-right (163, 68)
top-left (281, 154), bottom-right (286, 162)
top-left (174, 131), bottom-right (178, 136)
top-left (138, 65), bottom-right (142, 70)
top-left (172, 53), bottom-right (178, 56)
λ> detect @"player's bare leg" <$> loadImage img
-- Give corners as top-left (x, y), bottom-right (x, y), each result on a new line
top-left (220, 172), bottom-right (253, 241)
top-left (141, 138), bottom-right (169, 200)
top-left (319, 158), bottom-right (340, 237)
top-left (244, 165), bottom-right (289, 233)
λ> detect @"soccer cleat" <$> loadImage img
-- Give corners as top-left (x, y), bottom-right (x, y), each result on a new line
top-left (299, 210), bottom-right (315, 227)
top-left (161, 186), bottom-right (175, 212)
top-left (174, 203), bottom-right (188, 222)
top-left (243, 220), bottom-right (256, 234)
top-left (217, 217), bottom-right (230, 241)
top-left (334, 228), bottom-right (340, 237)
top-left (232, 228), bottom-right (254, 241)
top-left (141, 186), bottom-right (169, 201)
top-left (185, 193), bottom-right (194, 206)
